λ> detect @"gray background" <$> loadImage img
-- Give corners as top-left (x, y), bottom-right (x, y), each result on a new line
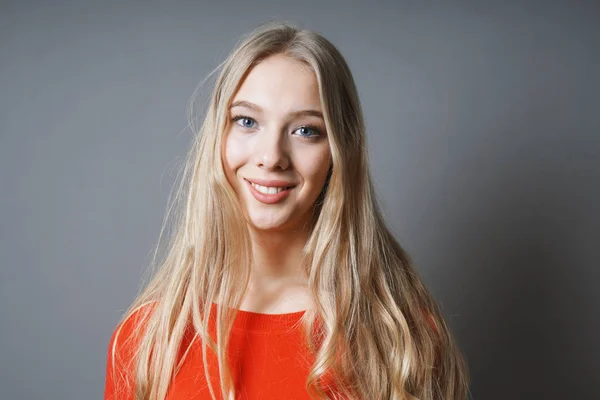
top-left (1, 0), bottom-right (598, 399)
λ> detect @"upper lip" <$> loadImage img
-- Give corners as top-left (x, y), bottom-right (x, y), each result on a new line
top-left (244, 178), bottom-right (296, 187)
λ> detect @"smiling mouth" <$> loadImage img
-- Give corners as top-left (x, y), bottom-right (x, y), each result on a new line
top-left (248, 181), bottom-right (296, 194)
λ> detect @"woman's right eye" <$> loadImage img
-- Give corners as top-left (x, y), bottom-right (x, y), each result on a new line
top-left (233, 116), bottom-right (257, 129)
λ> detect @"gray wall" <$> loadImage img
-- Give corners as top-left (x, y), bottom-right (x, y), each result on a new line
top-left (1, 1), bottom-right (598, 399)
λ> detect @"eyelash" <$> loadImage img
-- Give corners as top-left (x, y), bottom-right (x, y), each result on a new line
top-left (231, 115), bottom-right (322, 140)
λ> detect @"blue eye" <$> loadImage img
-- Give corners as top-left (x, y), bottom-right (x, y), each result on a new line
top-left (233, 116), bottom-right (256, 129)
top-left (231, 115), bottom-right (321, 139)
top-left (294, 126), bottom-right (321, 138)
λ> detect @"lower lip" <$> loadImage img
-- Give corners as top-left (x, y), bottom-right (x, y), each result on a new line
top-left (245, 180), bottom-right (294, 204)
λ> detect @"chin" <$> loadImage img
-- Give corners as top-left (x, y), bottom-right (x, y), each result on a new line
top-left (248, 219), bottom-right (287, 232)
top-left (246, 210), bottom-right (295, 232)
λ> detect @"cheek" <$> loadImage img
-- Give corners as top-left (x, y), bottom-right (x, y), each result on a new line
top-left (299, 146), bottom-right (332, 189)
top-left (223, 134), bottom-right (248, 179)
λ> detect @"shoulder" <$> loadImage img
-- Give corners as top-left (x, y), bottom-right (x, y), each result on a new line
top-left (108, 302), bottom-right (157, 357)
top-left (104, 301), bottom-right (157, 400)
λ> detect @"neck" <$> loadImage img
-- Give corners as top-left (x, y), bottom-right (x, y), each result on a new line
top-left (239, 223), bottom-right (313, 313)
top-left (247, 225), bottom-right (310, 283)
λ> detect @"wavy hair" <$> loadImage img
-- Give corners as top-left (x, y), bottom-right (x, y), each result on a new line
top-left (109, 22), bottom-right (470, 400)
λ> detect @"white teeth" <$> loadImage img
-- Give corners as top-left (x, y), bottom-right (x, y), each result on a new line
top-left (250, 182), bottom-right (291, 195)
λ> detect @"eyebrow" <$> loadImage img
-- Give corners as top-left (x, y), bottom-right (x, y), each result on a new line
top-left (230, 100), bottom-right (324, 119)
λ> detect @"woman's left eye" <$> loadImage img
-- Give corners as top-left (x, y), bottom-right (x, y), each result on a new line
top-left (293, 126), bottom-right (321, 138)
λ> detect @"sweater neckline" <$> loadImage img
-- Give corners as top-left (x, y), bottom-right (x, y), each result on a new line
top-left (209, 303), bottom-right (307, 333)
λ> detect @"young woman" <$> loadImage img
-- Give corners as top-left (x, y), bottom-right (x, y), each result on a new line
top-left (104, 22), bottom-right (470, 400)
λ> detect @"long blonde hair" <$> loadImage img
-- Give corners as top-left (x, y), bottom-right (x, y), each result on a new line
top-left (109, 22), bottom-right (470, 400)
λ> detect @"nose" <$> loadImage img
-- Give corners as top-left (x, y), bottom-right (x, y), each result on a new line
top-left (253, 128), bottom-right (290, 171)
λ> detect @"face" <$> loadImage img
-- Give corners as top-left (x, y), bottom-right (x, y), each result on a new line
top-left (222, 54), bottom-right (332, 233)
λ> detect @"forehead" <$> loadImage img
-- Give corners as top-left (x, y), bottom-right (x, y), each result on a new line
top-left (231, 54), bottom-right (322, 112)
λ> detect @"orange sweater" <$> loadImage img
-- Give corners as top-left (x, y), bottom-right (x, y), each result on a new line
top-left (104, 304), bottom-right (325, 400)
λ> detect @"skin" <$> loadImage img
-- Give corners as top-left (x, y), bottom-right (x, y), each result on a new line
top-left (222, 54), bottom-right (332, 313)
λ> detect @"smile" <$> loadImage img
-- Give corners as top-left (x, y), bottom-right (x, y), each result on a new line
top-left (244, 179), bottom-right (296, 204)
top-left (249, 182), bottom-right (294, 194)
